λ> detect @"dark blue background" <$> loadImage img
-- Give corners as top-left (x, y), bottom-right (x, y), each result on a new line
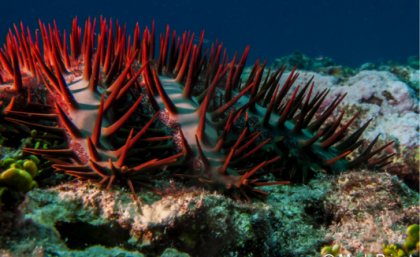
top-left (1, 0), bottom-right (418, 68)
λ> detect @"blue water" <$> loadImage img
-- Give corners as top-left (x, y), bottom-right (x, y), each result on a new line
top-left (1, 0), bottom-right (418, 68)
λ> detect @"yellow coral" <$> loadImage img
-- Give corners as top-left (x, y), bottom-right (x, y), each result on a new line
top-left (383, 224), bottom-right (419, 257)
top-left (0, 157), bottom-right (39, 192)
top-left (321, 244), bottom-right (341, 257)
top-left (0, 168), bottom-right (37, 192)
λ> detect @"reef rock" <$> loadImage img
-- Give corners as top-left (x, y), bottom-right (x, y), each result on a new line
top-left (360, 62), bottom-right (377, 71)
top-left (272, 50), bottom-right (336, 71)
top-left (1, 177), bottom-right (337, 257)
top-left (324, 170), bottom-right (419, 255)
top-left (407, 55), bottom-right (419, 69)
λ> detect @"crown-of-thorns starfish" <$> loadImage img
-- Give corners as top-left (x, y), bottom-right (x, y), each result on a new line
top-left (0, 16), bottom-right (394, 201)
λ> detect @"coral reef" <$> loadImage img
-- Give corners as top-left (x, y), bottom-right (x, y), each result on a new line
top-left (0, 16), bottom-right (415, 257)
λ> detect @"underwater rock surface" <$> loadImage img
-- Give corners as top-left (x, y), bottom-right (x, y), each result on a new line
top-left (1, 168), bottom-right (418, 256)
top-left (15, 177), bottom-right (330, 256)
top-left (325, 170), bottom-right (419, 255)
top-left (0, 174), bottom-right (321, 256)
